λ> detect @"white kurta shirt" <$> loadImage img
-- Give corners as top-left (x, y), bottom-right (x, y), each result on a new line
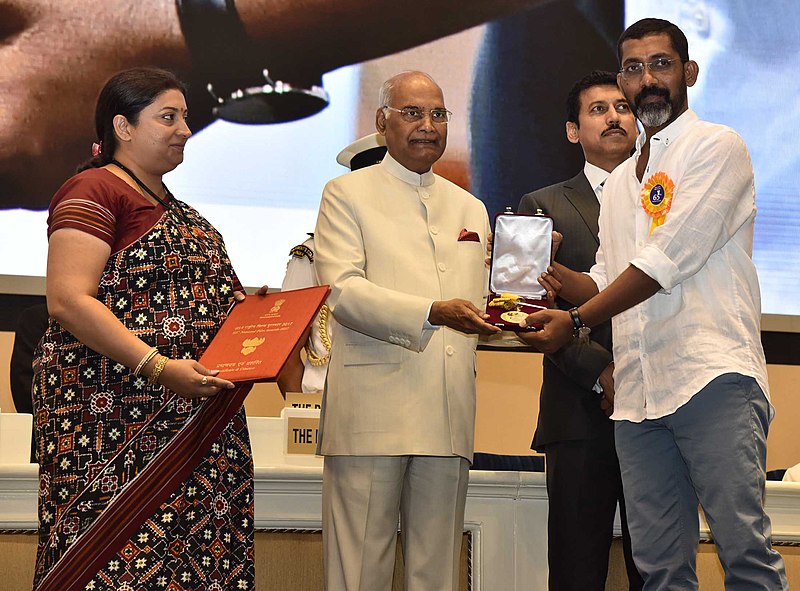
top-left (589, 109), bottom-right (770, 422)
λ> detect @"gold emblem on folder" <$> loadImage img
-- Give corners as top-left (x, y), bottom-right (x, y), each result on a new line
top-left (241, 337), bottom-right (266, 356)
top-left (269, 299), bottom-right (286, 314)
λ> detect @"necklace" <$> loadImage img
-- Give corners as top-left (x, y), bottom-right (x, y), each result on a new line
top-left (111, 159), bottom-right (190, 224)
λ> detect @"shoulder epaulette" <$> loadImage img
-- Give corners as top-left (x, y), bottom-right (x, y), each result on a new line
top-left (289, 244), bottom-right (314, 263)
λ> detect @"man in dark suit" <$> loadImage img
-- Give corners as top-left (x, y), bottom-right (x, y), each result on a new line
top-left (518, 70), bottom-right (643, 590)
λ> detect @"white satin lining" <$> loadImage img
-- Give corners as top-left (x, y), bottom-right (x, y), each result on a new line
top-left (490, 215), bottom-right (552, 298)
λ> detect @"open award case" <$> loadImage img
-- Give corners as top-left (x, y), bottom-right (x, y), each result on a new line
top-left (486, 212), bottom-right (553, 331)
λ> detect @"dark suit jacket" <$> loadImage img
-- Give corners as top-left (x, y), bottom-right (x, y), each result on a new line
top-left (10, 303), bottom-right (49, 415)
top-left (518, 172), bottom-right (614, 450)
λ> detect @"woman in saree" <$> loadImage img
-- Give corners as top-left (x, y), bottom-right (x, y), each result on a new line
top-left (32, 67), bottom-right (255, 591)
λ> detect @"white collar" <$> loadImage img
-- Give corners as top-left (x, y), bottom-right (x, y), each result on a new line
top-left (583, 161), bottom-right (610, 193)
top-left (635, 108), bottom-right (699, 156)
top-left (380, 152), bottom-right (436, 187)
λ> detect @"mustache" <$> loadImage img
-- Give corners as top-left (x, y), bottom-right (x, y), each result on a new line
top-left (601, 122), bottom-right (627, 136)
top-left (635, 85), bottom-right (670, 108)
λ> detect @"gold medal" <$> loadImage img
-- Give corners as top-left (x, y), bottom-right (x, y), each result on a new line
top-left (500, 310), bottom-right (529, 324)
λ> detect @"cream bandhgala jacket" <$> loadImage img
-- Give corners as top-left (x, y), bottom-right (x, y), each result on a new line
top-left (314, 154), bottom-right (491, 460)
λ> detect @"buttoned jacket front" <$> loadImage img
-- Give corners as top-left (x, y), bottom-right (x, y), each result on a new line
top-left (314, 154), bottom-right (490, 459)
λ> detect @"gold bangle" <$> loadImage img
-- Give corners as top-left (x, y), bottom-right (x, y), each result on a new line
top-left (147, 355), bottom-right (169, 385)
top-left (134, 347), bottom-right (159, 377)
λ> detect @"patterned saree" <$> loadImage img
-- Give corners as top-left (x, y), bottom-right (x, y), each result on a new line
top-left (33, 199), bottom-right (255, 591)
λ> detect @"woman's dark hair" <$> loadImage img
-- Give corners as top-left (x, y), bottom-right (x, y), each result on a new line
top-left (78, 67), bottom-right (187, 171)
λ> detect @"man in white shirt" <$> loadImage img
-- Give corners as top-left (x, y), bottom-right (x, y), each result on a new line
top-left (314, 71), bottom-right (500, 590)
top-left (521, 18), bottom-right (788, 589)
top-left (518, 70), bottom-right (642, 591)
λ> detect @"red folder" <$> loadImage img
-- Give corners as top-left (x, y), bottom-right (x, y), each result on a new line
top-left (199, 285), bottom-right (330, 383)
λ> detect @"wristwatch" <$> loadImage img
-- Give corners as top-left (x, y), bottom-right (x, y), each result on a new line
top-left (568, 307), bottom-right (591, 342)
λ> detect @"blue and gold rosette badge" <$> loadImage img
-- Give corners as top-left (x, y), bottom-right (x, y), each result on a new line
top-left (641, 172), bottom-right (675, 234)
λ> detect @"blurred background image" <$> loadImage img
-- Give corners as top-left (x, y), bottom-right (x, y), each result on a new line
top-left (1, 0), bottom-right (798, 320)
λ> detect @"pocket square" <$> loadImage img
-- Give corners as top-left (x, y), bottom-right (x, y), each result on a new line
top-left (458, 228), bottom-right (480, 242)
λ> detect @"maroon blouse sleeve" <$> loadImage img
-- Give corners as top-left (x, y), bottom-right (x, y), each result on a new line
top-left (48, 170), bottom-right (121, 247)
top-left (47, 169), bottom-right (163, 252)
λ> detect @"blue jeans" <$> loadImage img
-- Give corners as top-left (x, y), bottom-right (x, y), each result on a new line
top-left (615, 373), bottom-right (787, 590)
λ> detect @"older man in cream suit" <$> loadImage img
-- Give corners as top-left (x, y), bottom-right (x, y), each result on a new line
top-left (314, 71), bottom-right (500, 590)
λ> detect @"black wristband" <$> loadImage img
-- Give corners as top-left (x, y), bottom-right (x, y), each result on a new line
top-left (568, 307), bottom-right (583, 332)
top-left (175, 0), bottom-right (249, 79)
top-left (568, 307), bottom-right (591, 340)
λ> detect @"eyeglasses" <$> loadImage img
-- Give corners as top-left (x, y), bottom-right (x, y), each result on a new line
top-left (619, 57), bottom-right (682, 80)
top-left (383, 105), bottom-right (452, 124)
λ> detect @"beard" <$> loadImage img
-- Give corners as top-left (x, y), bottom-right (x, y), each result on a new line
top-left (634, 85), bottom-right (681, 128)
top-left (637, 101), bottom-right (672, 128)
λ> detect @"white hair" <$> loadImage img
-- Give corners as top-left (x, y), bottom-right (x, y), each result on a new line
top-left (378, 71), bottom-right (440, 108)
